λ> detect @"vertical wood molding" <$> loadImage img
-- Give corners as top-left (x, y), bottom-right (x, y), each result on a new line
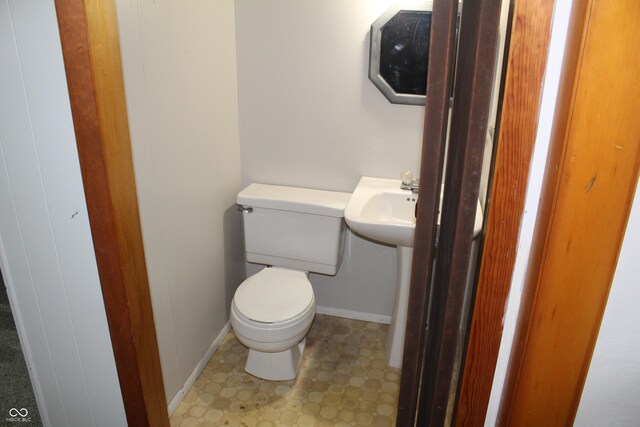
top-left (397, 0), bottom-right (460, 424)
top-left (419, 0), bottom-right (503, 423)
top-left (454, 1), bottom-right (555, 425)
top-left (498, 0), bottom-right (640, 424)
top-left (54, 0), bottom-right (169, 426)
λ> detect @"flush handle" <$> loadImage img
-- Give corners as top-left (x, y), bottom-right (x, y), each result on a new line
top-left (237, 205), bottom-right (253, 214)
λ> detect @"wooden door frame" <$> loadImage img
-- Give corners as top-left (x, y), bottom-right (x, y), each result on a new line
top-left (398, 0), bottom-right (557, 424)
top-left (497, 0), bottom-right (640, 423)
top-left (454, 0), bottom-right (557, 424)
top-left (54, 0), bottom-right (169, 426)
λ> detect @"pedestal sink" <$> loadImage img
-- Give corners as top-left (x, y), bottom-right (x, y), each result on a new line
top-left (345, 176), bottom-right (483, 368)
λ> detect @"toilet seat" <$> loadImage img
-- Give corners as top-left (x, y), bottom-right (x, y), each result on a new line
top-left (231, 267), bottom-right (316, 355)
top-left (233, 267), bottom-right (314, 324)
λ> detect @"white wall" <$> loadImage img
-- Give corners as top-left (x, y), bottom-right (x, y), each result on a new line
top-left (235, 0), bottom-right (424, 192)
top-left (115, 0), bottom-right (245, 407)
top-left (574, 183), bottom-right (640, 426)
top-left (484, 1), bottom-right (574, 425)
top-left (0, 0), bottom-right (127, 425)
top-left (235, 0), bottom-right (424, 318)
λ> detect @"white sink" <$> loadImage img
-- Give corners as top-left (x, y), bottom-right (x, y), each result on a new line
top-left (345, 177), bottom-right (417, 247)
top-left (345, 176), bottom-right (483, 248)
top-left (344, 176), bottom-right (484, 368)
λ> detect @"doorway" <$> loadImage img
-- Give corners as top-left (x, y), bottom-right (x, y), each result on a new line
top-left (50, 0), bottom-right (556, 427)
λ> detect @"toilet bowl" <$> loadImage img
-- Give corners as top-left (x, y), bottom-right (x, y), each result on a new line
top-left (230, 267), bottom-right (315, 380)
top-left (233, 183), bottom-right (350, 380)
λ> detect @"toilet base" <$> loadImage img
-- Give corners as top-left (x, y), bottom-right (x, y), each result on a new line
top-left (245, 339), bottom-right (306, 381)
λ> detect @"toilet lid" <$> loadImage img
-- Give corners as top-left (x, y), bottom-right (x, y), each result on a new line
top-left (234, 268), bottom-right (314, 324)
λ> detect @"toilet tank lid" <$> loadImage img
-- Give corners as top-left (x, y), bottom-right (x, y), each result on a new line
top-left (237, 183), bottom-right (351, 218)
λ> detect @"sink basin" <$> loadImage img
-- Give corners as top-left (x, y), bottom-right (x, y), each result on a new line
top-left (344, 176), bottom-right (484, 368)
top-left (345, 176), bottom-right (484, 248)
top-left (345, 177), bottom-right (417, 247)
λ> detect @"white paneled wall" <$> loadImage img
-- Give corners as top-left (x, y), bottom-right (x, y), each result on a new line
top-left (115, 0), bottom-right (244, 408)
top-left (0, 0), bottom-right (127, 426)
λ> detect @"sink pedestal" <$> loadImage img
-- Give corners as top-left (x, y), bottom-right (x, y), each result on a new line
top-left (344, 177), bottom-right (484, 369)
top-left (386, 246), bottom-right (413, 368)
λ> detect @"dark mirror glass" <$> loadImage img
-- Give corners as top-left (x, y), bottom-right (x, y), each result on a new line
top-left (379, 11), bottom-right (432, 96)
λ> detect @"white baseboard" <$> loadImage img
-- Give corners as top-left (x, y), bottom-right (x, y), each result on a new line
top-left (316, 306), bottom-right (391, 324)
top-left (167, 321), bottom-right (231, 415)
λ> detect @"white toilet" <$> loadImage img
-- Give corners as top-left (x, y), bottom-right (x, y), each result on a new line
top-left (231, 183), bottom-right (351, 381)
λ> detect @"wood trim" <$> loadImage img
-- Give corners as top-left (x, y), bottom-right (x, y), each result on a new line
top-left (417, 0), bottom-right (503, 424)
top-left (453, 1), bottom-right (556, 425)
top-left (498, 0), bottom-right (640, 424)
top-left (397, 0), bottom-right (461, 424)
top-left (54, 1), bottom-right (169, 426)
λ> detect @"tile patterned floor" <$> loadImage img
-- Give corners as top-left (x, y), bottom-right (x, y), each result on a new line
top-left (170, 314), bottom-right (400, 426)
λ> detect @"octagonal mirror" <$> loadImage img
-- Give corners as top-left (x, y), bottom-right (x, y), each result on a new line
top-left (369, 2), bottom-right (434, 106)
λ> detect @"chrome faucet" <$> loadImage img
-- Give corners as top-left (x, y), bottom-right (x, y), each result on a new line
top-left (410, 178), bottom-right (419, 194)
top-left (401, 171), bottom-right (419, 193)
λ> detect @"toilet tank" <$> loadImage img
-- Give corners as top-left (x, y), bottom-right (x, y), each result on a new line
top-left (237, 183), bottom-right (351, 275)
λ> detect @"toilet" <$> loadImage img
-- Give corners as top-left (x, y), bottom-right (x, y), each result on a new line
top-left (231, 183), bottom-right (351, 381)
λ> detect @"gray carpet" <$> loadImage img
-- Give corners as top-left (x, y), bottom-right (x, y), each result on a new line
top-left (0, 272), bottom-right (41, 426)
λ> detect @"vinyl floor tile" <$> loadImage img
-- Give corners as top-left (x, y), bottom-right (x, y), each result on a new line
top-left (170, 314), bottom-right (400, 426)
